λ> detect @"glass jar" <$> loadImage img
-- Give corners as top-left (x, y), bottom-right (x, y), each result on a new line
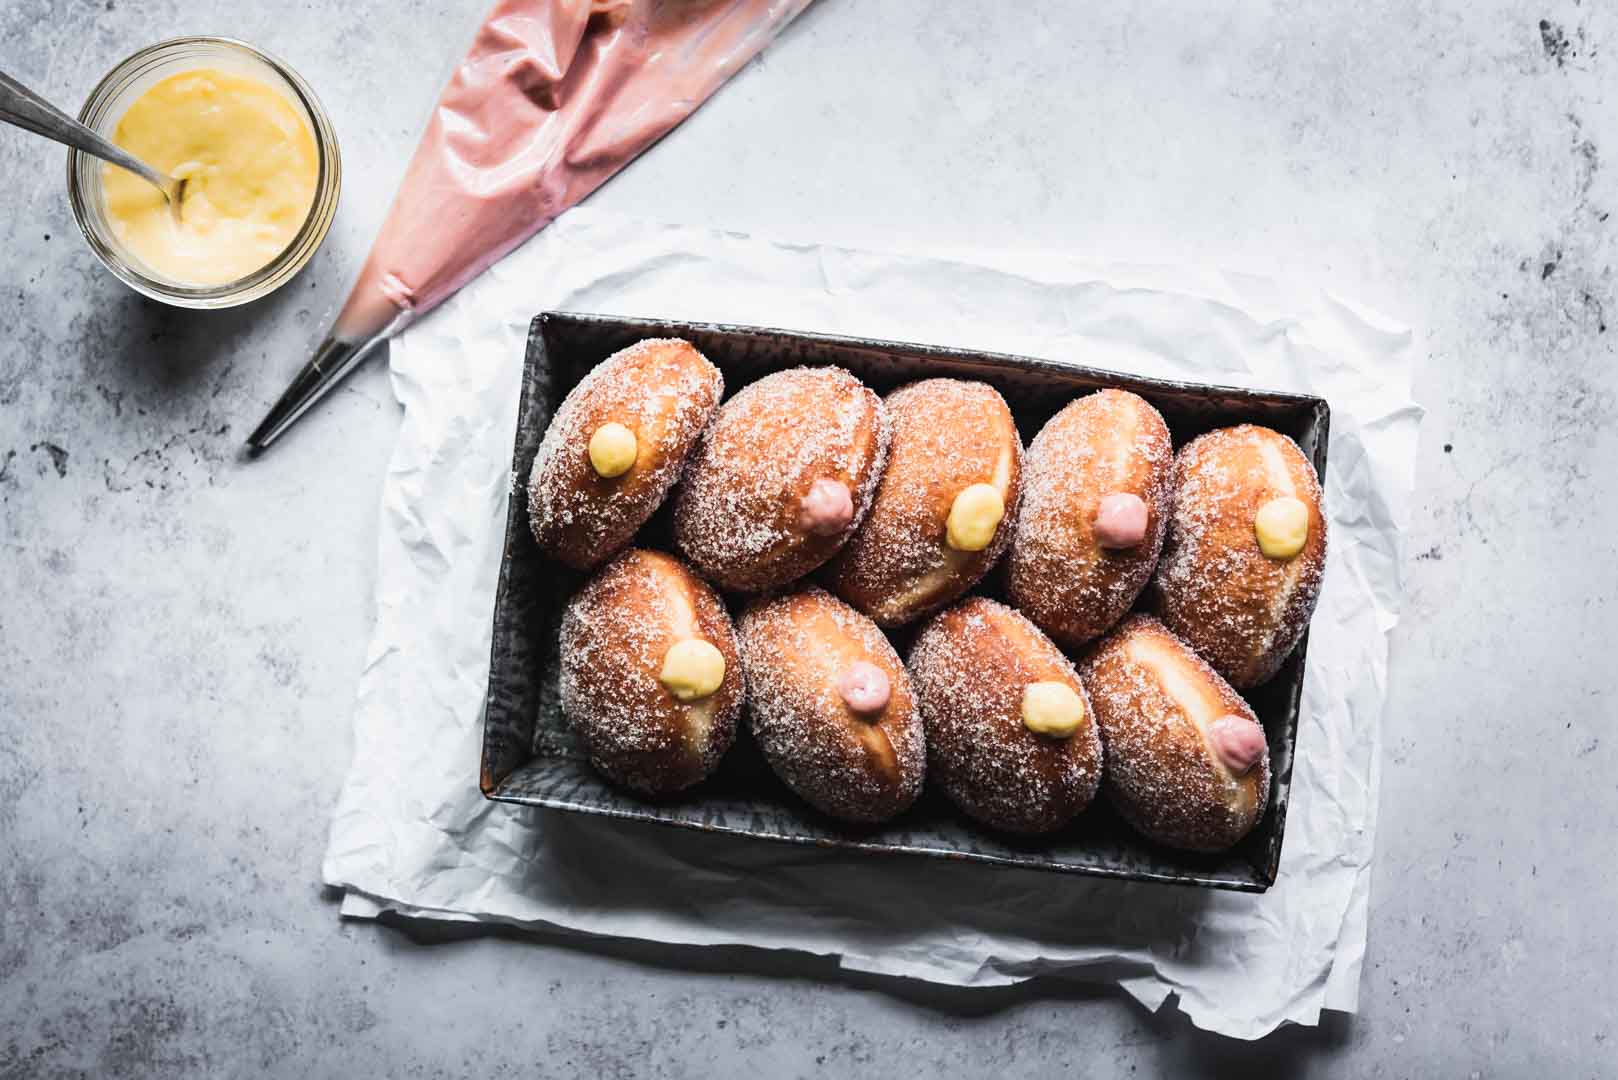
top-left (67, 36), bottom-right (341, 309)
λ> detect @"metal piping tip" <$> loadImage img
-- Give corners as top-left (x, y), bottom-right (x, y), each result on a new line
top-left (246, 331), bottom-right (388, 454)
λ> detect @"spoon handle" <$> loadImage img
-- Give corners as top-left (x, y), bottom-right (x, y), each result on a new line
top-left (0, 68), bottom-right (175, 195)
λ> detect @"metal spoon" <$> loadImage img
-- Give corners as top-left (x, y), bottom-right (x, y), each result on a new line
top-left (0, 67), bottom-right (186, 215)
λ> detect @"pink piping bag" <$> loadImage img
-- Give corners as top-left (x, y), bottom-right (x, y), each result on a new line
top-left (248, 0), bottom-right (813, 452)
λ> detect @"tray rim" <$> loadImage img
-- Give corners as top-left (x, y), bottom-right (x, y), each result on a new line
top-left (480, 310), bottom-right (1333, 893)
top-left (482, 759), bottom-right (1270, 892)
top-left (530, 312), bottom-right (1332, 411)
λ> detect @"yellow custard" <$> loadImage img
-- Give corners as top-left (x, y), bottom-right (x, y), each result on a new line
top-left (102, 69), bottom-right (318, 286)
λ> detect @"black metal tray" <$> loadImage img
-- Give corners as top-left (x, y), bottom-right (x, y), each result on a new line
top-left (480, 312), bottom-right (1330, 892)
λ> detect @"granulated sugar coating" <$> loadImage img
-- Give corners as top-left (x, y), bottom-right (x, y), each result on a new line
top-left (528, 339), bottom-right (723, 570)
top-left (1150, 424), bottom-right (1327, 688)
top-left (827, 378), bottom-right (1023, 627)
top-left (1004, 389), bottom-right (1173, 648)
top-left (1079, 614), bottom-right (1269, 852)
top-left (736, 588), bottom-right (924, 823)
top-left (558, 550), bottom-right (742, 795)
top-left (907, 597), bottom-right (1102, 834)
top-left (673, 366), bottom-right (889, 592)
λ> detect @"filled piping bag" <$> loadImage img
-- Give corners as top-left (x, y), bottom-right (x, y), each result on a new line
top-left (248, 0), bottom-right (813, 451)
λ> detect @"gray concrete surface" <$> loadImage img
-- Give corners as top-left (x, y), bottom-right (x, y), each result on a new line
top-left (2, 0), bottom-right (1615, 1075)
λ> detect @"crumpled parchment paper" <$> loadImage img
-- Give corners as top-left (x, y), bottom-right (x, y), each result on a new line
top-left (321, 208), bottom-right (1420, 1040)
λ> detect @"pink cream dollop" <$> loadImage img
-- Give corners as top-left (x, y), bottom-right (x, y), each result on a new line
top-left (838, 662), bottom-right (891, 716)
top-left (1093, 492), bottom-right (1149, 550)
top-left (1208, 715), bottom-right (1267, 775)
top-left (333, 0), bottom-right (812, 343)
top-left (798, 478), bottom-right (854, 537)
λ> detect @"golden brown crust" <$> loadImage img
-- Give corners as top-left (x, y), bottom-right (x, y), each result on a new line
top-left (736, 588), bottom-right (924, 823)
top-left (528, 339), bottom-right (723, 571)
top-left (826, 379), bottom-right (1023, 627)
top-left (672, 367), bottom-right (889, 592)
top-left (1005, 389), bottom-right (1173, 648)
top-left (558, 549), bottom-right (743, 795)
top-left (908, 598), bottom-right (1103, 834)
top-left (1150, 424), bottom-right (1327, 688)
top-left (1079, 615), bottom-right (1269, 852)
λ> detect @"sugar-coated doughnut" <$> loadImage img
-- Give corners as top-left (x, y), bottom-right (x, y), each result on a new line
top-left (1079, 614), bottom-right (1269, 852)
top-left (736, 588), bottom-right (924, 823)
top-left (558, 549), bottom-right (743, 795)
top-left (1004, 389), bottom-right (1173, 648)
top-left (907, 597), bottom-right (1103, 834)
top-left (1151, 424), bottom-right (1327, 688)
top-left (528, 339), bottom-right (723, 570)
top-left (673, 367), bottom-right (889, 592)
top-left (827, 379), bottom-right (1023, 627)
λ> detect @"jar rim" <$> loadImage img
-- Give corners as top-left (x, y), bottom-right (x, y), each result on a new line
top-left (67, 36), bottom-right (342, 309)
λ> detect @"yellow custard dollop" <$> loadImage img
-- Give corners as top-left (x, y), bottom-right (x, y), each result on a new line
top-left (102, 69), bottom-right (318, 286)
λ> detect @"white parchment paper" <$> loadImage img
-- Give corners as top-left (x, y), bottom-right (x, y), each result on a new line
top-left (321, 208), bottom-right (1420, 1040)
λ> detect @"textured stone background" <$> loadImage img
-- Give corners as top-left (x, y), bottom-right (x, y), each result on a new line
top-left (2, 0), bottom-right (1614, 1075)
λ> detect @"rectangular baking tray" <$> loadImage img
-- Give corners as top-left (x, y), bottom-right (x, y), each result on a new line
top-left (481, 312), bottom-right (1330, 892)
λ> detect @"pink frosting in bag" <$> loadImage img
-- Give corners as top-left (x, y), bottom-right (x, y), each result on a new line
top-left (333, 0), bottom-right (812, 343)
